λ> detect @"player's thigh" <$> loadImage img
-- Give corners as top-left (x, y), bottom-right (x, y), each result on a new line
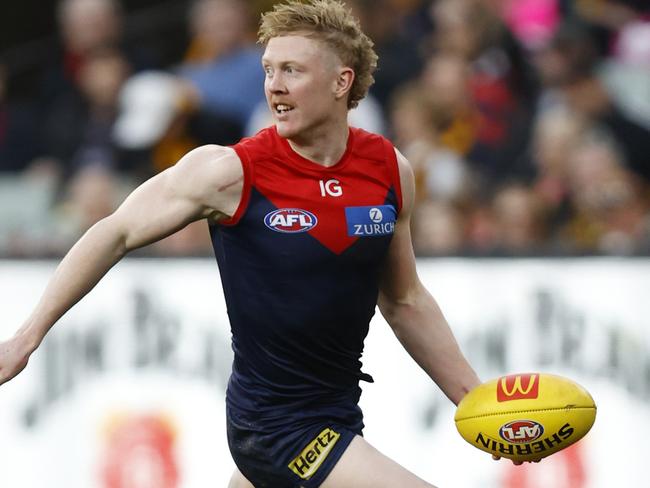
top-left (228, 468), bottom-right (255, 488)
top-left (320, 435), bottom-right (436, 488)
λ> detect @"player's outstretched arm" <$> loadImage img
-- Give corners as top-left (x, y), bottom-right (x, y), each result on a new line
top-left (0, 145), bottom-right (243, 387)
top-left (377, 149), bottom-right (480, 406)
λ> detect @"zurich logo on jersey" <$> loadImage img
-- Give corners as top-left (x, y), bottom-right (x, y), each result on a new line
top-left (345, 205), bottom-right (397, 237)
top-left (264, 208), bottom-right (318, 233)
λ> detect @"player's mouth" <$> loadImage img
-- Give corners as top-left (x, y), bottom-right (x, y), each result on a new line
top-left (274, 103), bottom-right (294, 116)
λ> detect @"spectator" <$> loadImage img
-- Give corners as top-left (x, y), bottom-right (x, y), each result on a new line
top-left (0, 65), bottom-right (41, 172)
top-left (41, 0), bottom-right (126, 108)
top-left (560, 133), bottom-right (650, 254)
top-left (184, 0), bottom-right (255, 65)
top-left (528, 106), bottom-right (588, 233)
top-left (499, 0), bottom-right (561, 50)
top-left (112, 70), bottom-right (193, 174)
top-left (52, 0), bottom-right (161, 84)
top-left (388, 78), bottom-right (471, 205)
top-left (51, 163), bottom-right (132, 252)
top-left (601, 18), bottom-right (650, 130)
top-left (57, 0), bottom-right (124, 79)
top-left (490, 182), bottom-right (549, 255)
top-left (111, 1), bottom-right (260, 171)
top-left (347, 0), bottom-right (425, 109)
top-left (533, 19), bottom-right (650, 183)
top-left (419, 54), bottom-right (476, 158)
top-left (3, 0), bottom-right (650, 258)
top-left (571, 0), bottom-right (648, 56)
top-left (429, 0), bottom-right (538, 185)
top-left (412, 199), bottom-right (466, 256)
top-left (41, 48), bottom-right (131, 177)
top-left (177, 0), bottom-right (265, 136)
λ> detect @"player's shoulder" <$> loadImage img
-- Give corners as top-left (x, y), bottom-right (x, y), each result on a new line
top-left (350, 126), bottom-right (387, 147)
top-left (349, 127), bottom-right (411, 170)
top-left (176, 144), bottom-right (240, 169)
top-left (231, 126), bottom-right (283, 162)
top-left (393, 146), bottom-right (414, 178)
top-left (234, 126), bottom-right (277, 150)
top-left (166, 144), bottom-right (244, 216)
top-left (169, 144), bottom-right (243, 192)
top-left (349, 126), bottom-right (397, 163)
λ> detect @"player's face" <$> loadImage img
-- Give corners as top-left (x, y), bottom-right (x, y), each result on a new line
top-left (262, 35), bottom-right (344, 139)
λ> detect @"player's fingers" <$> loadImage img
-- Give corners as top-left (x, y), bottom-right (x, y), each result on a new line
top-left (491, 455), bottom-right (525, 466)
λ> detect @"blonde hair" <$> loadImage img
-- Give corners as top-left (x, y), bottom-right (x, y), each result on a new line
top-left (258, 0), bottom-right (377, 109)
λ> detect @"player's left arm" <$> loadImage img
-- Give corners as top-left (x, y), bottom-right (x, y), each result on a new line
top-left (377, 148), bottom-right (481, 405)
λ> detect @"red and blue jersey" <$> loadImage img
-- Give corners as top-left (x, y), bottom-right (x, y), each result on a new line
top-left (210, 126), bottom-right (402, 430)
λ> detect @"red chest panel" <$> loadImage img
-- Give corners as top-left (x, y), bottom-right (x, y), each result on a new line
top-left (229, 126), bottom-right (402, 255)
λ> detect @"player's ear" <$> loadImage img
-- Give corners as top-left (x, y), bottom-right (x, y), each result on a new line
top-left (334, 67), bottom-right (354, 102)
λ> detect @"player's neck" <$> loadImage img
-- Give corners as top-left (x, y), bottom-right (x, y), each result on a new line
top-left (287, 118), bottom-right (350, 167)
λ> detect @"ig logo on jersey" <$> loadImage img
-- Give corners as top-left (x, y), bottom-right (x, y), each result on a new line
top-left (264, 208), bottom-right (318, 233)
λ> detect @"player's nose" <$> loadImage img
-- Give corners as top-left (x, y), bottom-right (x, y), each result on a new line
top-left (266, 73), bottom-right (287, 93)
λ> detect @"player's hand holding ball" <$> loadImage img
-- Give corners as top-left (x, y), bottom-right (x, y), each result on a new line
top-left (455, 373), bottom-right (596, 464)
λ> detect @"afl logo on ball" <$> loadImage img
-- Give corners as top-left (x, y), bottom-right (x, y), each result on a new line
top-left (264, 208), bottom-right (317, 233)
top-left (499, 420), bottom-right (544, 444)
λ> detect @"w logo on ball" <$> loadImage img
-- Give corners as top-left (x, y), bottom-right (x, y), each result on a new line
top-left (497, 374), bottom-right (539, 402)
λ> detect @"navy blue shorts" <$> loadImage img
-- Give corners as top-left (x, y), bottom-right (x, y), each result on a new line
top-left (227, 414), bottom-right (360, 487)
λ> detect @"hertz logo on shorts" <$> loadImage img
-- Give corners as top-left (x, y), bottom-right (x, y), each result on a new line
top-left (289, 428), bottom-right (341, 480)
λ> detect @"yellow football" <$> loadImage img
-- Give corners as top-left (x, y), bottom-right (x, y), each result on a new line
top-left (454, 373), bottom-right (596, 462)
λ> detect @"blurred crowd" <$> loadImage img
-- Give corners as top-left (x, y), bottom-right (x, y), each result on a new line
top-left (1, 0), bottom-right (650, 257)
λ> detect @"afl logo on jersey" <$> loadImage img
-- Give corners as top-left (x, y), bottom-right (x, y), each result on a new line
top-left (264, 208), bottom-right (318, 233)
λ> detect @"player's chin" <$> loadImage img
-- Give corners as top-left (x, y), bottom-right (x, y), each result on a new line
top-left (274, 120), bottom-right (300, 139)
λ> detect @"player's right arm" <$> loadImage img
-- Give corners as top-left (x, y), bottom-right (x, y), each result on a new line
top-left (0, 144), bottom-right (243, 386)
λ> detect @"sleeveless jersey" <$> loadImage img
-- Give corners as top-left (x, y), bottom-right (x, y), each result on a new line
top-left (210, 126), bottom-right (402, 430)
